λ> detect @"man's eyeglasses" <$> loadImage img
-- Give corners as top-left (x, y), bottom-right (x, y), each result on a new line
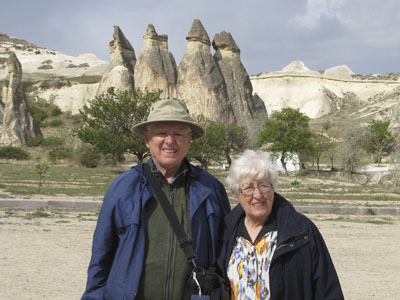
top-left (239, 184), bottom-right (272, 196)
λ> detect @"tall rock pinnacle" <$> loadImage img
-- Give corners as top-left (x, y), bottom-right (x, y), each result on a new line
top-left (1, 52), bottom-right (42, 146)
top-left (213, 31), bottom-right (267, 144)
top-left (96, 26), bottom-right (136, 96)
top-left (134, 24), bottom-right (178, 98)
top-left (177, 19), bottom-right (235, 124)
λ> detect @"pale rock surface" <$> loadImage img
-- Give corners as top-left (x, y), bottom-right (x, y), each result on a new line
top-left (0, 33), bottom-right (108, 83)
top-left (251, 61), bottom-right (400, 119)
top-left (177, 19), bottom-right (235, 124)
top-left (323, 65), bottom-right (353, 80)
top-left (96, 26), bottom-right (136, 96)
top-left (1, 52), bottom-right (42, 146)
top-left (134, 24), bottom-right (178, 98)
top-left (35, 83), bottom-right (99, 114)
top-left (212, 31), bottom-right (267, 142)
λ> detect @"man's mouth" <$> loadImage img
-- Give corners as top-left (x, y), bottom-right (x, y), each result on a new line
top-left (163, 149), bottom-right (177, 153)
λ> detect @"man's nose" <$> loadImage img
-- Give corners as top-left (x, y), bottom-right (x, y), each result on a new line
top-left (164, 134), bottom-right (175, 143)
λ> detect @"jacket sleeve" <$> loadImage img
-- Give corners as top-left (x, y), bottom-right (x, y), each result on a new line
top-left (81, 188), bottom-right (119, 299)
top-left (310, 223), bottom-right (345, 300)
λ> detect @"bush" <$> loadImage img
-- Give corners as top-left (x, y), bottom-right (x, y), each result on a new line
top-left (47, 119), bottom-right (63, 127)
top-left (80, 148), bottom-right (100, 168)
top-left (48, 148), bottom-right (72, 162)
top-left (42, 137), bottom-right (65, 148)
top-left (26, 136), bottom-right (44, 147)
top-left (50, 107), bottom-right (62, 117)
top-left (0, 146), bottom-right (31, 160)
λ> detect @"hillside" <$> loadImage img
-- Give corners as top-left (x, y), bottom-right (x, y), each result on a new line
top-left (1, 33), bottom-right (400, 127)
top-left (251, 61), bottom-right (400, 130)
top-left (0, 33), bottom-right (108, 113)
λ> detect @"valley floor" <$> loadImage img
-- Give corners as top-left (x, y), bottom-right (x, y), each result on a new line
top-left (0, 210), bottom-right (399, 299)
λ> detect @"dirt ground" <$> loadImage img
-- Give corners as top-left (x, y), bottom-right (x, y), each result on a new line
top-left (0, 210), bottom-right (399, 300)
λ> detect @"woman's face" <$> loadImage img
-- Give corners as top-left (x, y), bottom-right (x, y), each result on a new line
top-left (236, 177), bottom-right (274, 224)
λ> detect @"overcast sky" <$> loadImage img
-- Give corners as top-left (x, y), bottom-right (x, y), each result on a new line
top-left (1, 0), bottom-right (399, 75)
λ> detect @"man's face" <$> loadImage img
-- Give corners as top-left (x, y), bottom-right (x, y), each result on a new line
top-left (144, 122), bottom-right (192, 175)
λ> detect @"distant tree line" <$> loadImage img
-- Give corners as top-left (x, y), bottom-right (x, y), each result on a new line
top-left (73, 88), bottom-right (399, 175)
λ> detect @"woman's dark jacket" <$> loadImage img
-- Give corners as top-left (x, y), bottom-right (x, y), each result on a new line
top-left (217, 193), bottom-right (344, 300)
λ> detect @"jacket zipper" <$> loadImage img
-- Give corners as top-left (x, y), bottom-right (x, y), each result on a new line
top-left (276, 230), bottom-right (309, 251)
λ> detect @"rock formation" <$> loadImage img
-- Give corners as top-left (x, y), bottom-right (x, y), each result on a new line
top-left (134, 24), bottom-right (178, 98)
top-left (0, 52), bottom-right (42, 146)
top-left (251, 61), bottom-right (334, 118)
top-left (212, 31), bottom-right (267, 138)
top-left (96, 26), bottom-right (136, 96)
top-left (177, 19), bottom-right (236, 125)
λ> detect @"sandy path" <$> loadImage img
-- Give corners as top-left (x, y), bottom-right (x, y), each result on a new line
top-left (0, 210), bottom-right (399, 300)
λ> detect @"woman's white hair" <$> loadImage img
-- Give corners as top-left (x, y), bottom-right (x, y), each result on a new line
top-left (226, 150), bottom-right (278, 197)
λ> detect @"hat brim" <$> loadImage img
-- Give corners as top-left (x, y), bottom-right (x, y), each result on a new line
top-left (133, 120), bottom-right (205, 139)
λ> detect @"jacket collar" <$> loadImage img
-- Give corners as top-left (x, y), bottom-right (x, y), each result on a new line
top-left (225, 193), bottom-right (308, 246)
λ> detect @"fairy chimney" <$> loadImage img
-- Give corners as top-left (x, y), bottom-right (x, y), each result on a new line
top-left (96, 26), bottom-right (136, 96)
top-left (177, 19), bottom-right (235, 124)
top-left (1, 52), bottom-right (42, 146)
top-left (134, 24), bottom-right (178, 98)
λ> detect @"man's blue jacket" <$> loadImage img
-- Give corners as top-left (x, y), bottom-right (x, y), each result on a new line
top-left (217, 193), bottom-right (344, 300)
top-left (82, 160), bottom-right (231, 300)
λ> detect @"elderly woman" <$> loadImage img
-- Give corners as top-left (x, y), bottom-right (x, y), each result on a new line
top-left (217, 150), bottom-right (344, 300)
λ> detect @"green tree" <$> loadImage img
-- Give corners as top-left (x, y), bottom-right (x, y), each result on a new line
top-left (187, 116), bottom-right (225, 170)
top-left (337, 121), bottom-right (365, 174)
top-left (362, 119), bottom-right (396, 163)
top-left (75, 87), bottom-right (161, 164)
top-left (257, 108), bottom-right (314, 174)
top-left (222, 125), bottom-right (248, 166)
top-left (312, 133), bottom-right (330, 171)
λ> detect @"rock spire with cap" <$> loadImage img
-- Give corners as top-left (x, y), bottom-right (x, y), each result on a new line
top-left (213, 31), bottom-right (268, 144)
top-left (177, 19), bottom-right (235, 125)
top-left (96, 26), bottom-right (136, 96)
top-left (134, 24), bottom-right (178, 98)
top-left (1, 52), bottom-right (42, 146)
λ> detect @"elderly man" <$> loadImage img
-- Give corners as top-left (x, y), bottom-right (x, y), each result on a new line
top-left (82, 99), bottom-right (231, 300)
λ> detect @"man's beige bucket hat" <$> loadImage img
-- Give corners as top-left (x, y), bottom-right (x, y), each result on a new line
top-left (133, 99), bottom-right (205, 139)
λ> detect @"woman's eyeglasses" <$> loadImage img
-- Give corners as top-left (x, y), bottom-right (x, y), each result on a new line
top-left (239, 184), bottom-right (272, 196)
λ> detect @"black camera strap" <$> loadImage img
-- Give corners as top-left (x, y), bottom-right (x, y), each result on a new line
top-left (143, 163), bottom-right (198, 267)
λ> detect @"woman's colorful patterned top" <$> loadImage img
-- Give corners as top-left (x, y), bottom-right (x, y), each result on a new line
top-left (227, 225), bottom-right (278, 300)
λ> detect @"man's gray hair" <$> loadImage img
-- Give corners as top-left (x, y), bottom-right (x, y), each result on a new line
top-left (226, 150), bottom-right (278, 197)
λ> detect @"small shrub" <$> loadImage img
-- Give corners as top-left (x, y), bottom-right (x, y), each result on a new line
top-left (41, 59), bottom-right (53, 65)
top-left (48, 148), bottom-right (72, 162)
top-left (26, 136), bottom-right (44, 147)
top-left (50, 107), bottom-right (62, 117)
top-left (30, 104), bottom-right (49, 124)
top-left (41, 137), bottom-right (65, 148)
top-left (0, 146), bottom-right (31, 160)
top-left (80, 148), bottom-right (100, 168)
top-left (39, 81), bottom-right (50, 90)
top-left (47, 119), bottom-right (63, 127)
top-left (37, 64), bottom-right (53, 70)
top-left (35, 158), bottom-right (50, 193)
top-left (366, 208), bottom-right (377, 215)
top-left (291, 179), bottom-right (300, 187)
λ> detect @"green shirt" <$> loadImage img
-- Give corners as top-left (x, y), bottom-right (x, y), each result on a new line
top-left (136, 162), bottom-right (191, 300)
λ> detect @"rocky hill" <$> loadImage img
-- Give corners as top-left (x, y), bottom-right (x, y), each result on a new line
top-left (1, 26), bottom-right (400, 135)
top-left (0, 32), bottom-right (108, 114)
top-left (251, 61), bottom-right (400, 129)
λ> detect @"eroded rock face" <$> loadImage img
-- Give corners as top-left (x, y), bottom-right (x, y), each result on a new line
top-left (177, 19), bottom-right (235, 124)
top-left (1, 52), bottom-right (42, 146)
top-left (213, 31), bottom-right (267, 137)
top-left (96, 26), bottom-right (136, 96)
top-left (134, 24), bottom-right (178, 98)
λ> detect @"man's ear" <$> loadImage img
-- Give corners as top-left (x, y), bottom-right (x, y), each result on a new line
top-left (144, 131), bottom-right (150, 147)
